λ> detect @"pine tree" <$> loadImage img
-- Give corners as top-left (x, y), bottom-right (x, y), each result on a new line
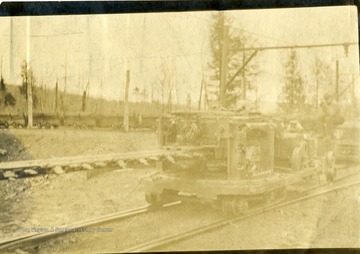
top-left (19, 61), bottom-right (38, 108)
top-left (208, 12), bottom-right (260, 108)
top-left (279, 50), bottom-right (306, 113)
top-left (0, 77), bottom-right (16, 107)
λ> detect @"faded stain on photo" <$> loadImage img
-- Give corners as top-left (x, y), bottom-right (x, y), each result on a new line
top-left (0, 5), bottom-right (359, 253)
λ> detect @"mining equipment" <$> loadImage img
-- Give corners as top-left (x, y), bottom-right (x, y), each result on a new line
top-left (334, 120), bottom-right (360, 162)
top-left (143, 110), bottom-right (336, 216)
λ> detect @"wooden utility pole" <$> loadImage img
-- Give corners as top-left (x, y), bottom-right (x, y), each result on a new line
top-left (64, 53), bottom-right (67, 92)
top-left (10, 19), bottom-right (15, 82)
top-left (82, 91), bottom-right (86, 112)
top-left (151, 82), bottom-right (154, 103)
top-left (123, 70), bottom-right (130, 132)
top-left (63, 51), bottom-right (67, 112)
top-left (219, 25), bottom-right (229, 107)
top-left (86, 54), bottom-right (92, 112)
top-left (78, 63), bottom-right (81, 92)
top-left (44, 83), bottom-right (47, 111)
top-left (204, 81), bottom-right (209, 110)
top-left (27, 70), bottom-right (33, 128)
top-left (351, 74), bottom-right (358, 118)
top-left (161, 78), bottom-right (165, 112)
top-left (255, 83), bottom-right (258, 111)
top-left (167, 81), bottom-right (175, 112)
top-left (40, 81), bottom-right (44, 113)
top-left (55, 79), bottom-right (58, 112)
top-left (316, 78), bottom-right (319, 113)
top-left (100, 79), bottom-right (103, 112)
top-left (335, 59), bottom-right (339, 101)
top-left (225, 50), bottom-right (258, 89)
top-left (123, 14), bottom-right (131, 131)
top-left (198, 77), bottom-right (204, 110)
top-left (241, 53), bottom-right (246, 100)
top-left (26, 17), bottom-right (33, 128)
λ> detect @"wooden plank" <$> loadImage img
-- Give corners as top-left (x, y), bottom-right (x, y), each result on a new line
top-left (0, 150), bottom-right (188, 171)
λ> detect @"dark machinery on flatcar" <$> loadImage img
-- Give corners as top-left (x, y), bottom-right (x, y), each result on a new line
top-left (143, 110), bottom-right (336, 215)
top-left (279, 122), bottom-right (337, 184)
top-left (334, 120), bottom-right (360, 162)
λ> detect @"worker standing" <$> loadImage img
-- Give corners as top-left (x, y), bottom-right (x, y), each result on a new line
top-left (319, 93), bottom-right (344, 136)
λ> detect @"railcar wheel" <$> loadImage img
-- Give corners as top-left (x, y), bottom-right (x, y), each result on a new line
top-left (232, 197), bottom-right (249, 215)
top-left (277, 188), bottom-right (287, 201)
top-left (325, 151), bottom-right (336, 182)
top-left (222, 198), bottom-right (234, 216)
top-left (265, 191), bottom-right (276, 205)
top-left (222, 197), bottom-right (248, 216)
top-left (145, 192), bottom-right (164, 206)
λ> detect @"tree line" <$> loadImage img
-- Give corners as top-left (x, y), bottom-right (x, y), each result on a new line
top-left (1, 13), bottom-right (343, 122)
top-left (206, 12), bottom-right (336, 114)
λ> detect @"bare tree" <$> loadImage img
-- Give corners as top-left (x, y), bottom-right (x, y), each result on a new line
top-left (156, 63), bottom-right (177, 113)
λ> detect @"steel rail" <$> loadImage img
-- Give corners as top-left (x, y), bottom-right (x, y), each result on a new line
top-left (0, 201), bottom-right (181, 252)
top-left (123, 179), bottom-right (360, 253)
top-left (288, 167), bottom-right (360, 195)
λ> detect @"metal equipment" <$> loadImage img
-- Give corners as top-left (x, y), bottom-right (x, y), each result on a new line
top-left (143, 110), bottom-right (336, 215)
top-left (335, 120), bottom-right (360, 162)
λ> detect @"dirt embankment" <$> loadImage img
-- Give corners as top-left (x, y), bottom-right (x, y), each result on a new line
top-left (0, 128), bottom-right (158, 241)
top-left (2, 128), bottom-right (159, 159)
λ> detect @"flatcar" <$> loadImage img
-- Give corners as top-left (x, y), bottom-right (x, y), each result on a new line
top-left (143, 110), bottom-right (336, 215)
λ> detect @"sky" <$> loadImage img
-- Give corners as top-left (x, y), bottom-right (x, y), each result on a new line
top-left (0, 6), bottom-right (358, 112)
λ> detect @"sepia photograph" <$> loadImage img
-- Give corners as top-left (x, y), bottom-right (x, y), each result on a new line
top-left (0, 3), bottom-right (360, 252)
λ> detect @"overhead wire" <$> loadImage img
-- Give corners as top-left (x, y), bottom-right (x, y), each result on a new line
top-left (181, 12), bottom-right (294, 46)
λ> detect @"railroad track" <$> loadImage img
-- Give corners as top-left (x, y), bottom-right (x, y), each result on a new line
top-left (287, 164), bottom-right (360, 195)
top-left (2, 167), bottom-right (359, 253)
top-left (0, 202), bottom-right (181, 253)
top-left (123, 176), bottom-right (360, 252)
top-left (0, 173), bottom-right (360, 253)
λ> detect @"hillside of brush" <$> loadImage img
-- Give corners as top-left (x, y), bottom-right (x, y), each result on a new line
top-left (0, 84), bottom-right (188, 117)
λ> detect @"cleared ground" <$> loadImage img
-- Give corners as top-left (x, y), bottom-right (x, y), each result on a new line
top-left (0, 128), bottom-right (359, 251)
top-left (0, 128), bottom-right (158, 241)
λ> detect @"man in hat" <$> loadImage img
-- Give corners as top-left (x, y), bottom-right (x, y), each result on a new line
top-left (319, 92), bottom-right (344, 136)
top-left (167, 118), bottom-right (177, 143)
